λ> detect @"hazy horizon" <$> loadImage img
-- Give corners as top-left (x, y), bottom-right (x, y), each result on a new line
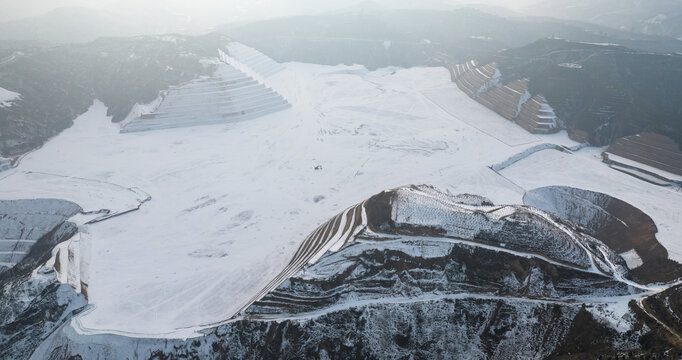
top-left (0, 0), bottom-right (541, 26)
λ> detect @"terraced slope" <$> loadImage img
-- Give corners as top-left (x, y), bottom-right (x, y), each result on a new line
top-left (0, 199), bottom-right (81, 270)
top-left (26, 185), bottom-right (682, 359)
top-left (494, 39), bottom-right (682, 147)
top-left (447, 60), bottom-right (477, 81)
top-left (449, 61), bottom-right (559, 134)
top-left (246, 232), bottom-right (635, 316)
top-left (0, 33), bottom-right (229, 156)
top-left (476, 78), bottom-right (530, 121)
top-left (121, 62), bottom-right (290, 133)
top-left (236, 201), bottom-right (368, 316)
top-left (454, 62), bottom-right (499, 97)
top-left (516, 94), bottom-right (559, 134)
top-left (605, 133), bottom-right (682, 177)
top-left (227, 42), bottom-right (284, 78)
top-left (236, 185), bottom-right (638, 320)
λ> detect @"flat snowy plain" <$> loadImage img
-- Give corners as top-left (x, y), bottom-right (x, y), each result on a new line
top-left (2, 62), bottom-right (680, 337)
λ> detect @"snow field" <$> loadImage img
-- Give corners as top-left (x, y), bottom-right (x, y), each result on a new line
top-left (3, 59), bottom-right (679, 338)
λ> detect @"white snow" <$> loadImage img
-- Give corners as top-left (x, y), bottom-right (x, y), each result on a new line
top-left (0, 86), bottom-right (21, 107)
top-left (422, 86), bottom-right (540, 146)
top-left (0, 171), bottom-right (148, 222)
top-left (558, 63), bottom-right (583, 69)
top-left (619, 249), bottom-right (644, 270)
top-left (3, 60), bottom-right (679, 338)
top-left (605, 152), bottom-right (682, 182)
top-left (499, 147), bottom-right (682, 262)
top-left (121, 61), bottom-right (290, 133)
top-left (587, 295), bottom-right (640, 333)
top-left (609, 164), bottom-right (673, 186)
top-left (226, 43), bottom-right (283, 78)
top-left (0, 63), bottom-right (539, 337)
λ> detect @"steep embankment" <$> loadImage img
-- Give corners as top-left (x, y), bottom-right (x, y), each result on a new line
top-left (35, 185), bottom-right (682, 359)
top-left (0, 199), bottom-right (86, 360)
top-left (447, 61), bottom-right (560, 134)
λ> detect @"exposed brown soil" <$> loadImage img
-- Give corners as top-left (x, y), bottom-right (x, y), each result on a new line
top-left (454, 62), bottom-right (498, 97)
top-left (596, 195), bottom-right (682, 284)
top-left (449, 61), bottom-right (558, 134)
top-left (568, 128), bottom-right (590, 143)
top-left (606, 132), bottom-right (682, 176)
top-left (525, 186), bottom-right (682, 284)
top-left (476, 78), bottom-right (528, 121)
top-left (517, 94), bottom-right (558, 134)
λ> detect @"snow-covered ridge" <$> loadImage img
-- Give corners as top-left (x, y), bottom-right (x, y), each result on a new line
top-left (199, 183), bottom-right (635, 323)
top-left (387, 186), bottom-right (624, 272)
top-left (499, 147), bottom-right (682, 263)
top-left (237, 184), bottom-right (644, 320)
top-left (239, 185), bottom-right (666, 341)
top-left (0, 86), bottom-right (21, 108)
top-left (232, 200), bottom-right (369, 319)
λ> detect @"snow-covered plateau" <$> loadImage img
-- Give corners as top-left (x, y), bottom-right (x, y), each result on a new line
top-left (1, 49), bottom-right (681, 357)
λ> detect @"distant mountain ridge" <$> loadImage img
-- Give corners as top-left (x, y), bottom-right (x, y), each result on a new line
top-left (526, 0), bottom-right (682, 39)
top-left (0, 6), bottom-right (203, 44)
top-left (220, 8), bottom-right (682, 71)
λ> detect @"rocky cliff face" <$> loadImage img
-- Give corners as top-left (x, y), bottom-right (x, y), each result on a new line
top-left (0, 199), bottom-right (86, 360)
top-left (26, 186), bottom-right (682, 359)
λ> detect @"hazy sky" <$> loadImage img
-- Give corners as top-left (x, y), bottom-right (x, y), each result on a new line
top-left (0, 0), bottom-right (540, 25)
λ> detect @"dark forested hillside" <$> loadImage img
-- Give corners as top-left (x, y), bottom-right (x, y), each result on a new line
top-left (220, 8), bottom-right (682, 70)
top-left (0, 33), bottom-right (228, 156)
top-left (490, 39), bottom-right (682, 147)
